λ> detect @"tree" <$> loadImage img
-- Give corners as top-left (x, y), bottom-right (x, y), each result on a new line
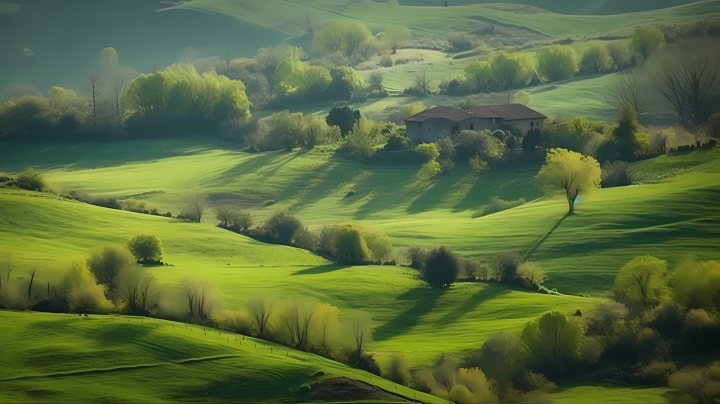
top-left (469, 155), bottom-right (489, 173)
top-left (491, 52), bottom-right (536, 89)
top-left (116, 266), bottom-right (160, 313)
top-left (127, 234), bottom-right (163, 263)
top-left (516, 261), bottom-right (546, 287)
top-left (87, 245), bottom-right (136, 289)
top-left (215, 205), bottom-right (253, 233)
top-left (182, 193), bottom-right (207, 222)
top-left (48, 86), bottom-right (78, 103)
top-left (246, 295), bottom-right (276, 337)
top-left (383, 26), bottom-right (411, 54)
top-left (672, 260), bottom-right (720, 312)
top-left (123, 72), bottom-right (166, 115)
top-left (535, 148), bottom-right (601, 215)
top-left (351, 315), bottom-right (372, 356)
top-left (262, 210), bottom-right (304, 245)
top-left (282, 300), bottom-right (316, 349)
top-left (312, 21), bottom-right (372, 56)
top-left (522, 128), bottom-right (541, 151)
top-left (581, 44), bottom-right (612, 74)
top-left (612, 104), bottom-right (650, 153)
top-left (333, 225), bottom-right (371, 263)
top-left (606, 41), bottom-right (629, 68)
top-left (368, 72), bottom-right (384, 92)
top-left (615, 255), bottom-right (668, 306)
top-left (326, 106), bottom-right (358, 136)
top-left (182, 278), bottom-right (214, 319)
top-left (345, 117), bottom-right (382, 158)
top-left (269, 110), bottom-right (306, 150)
top-left (87, 76), bottom-right (101, 127)
top-left (537, 45), bottom-right (579, 82)
top-left (465, 60), bottom-right (492, 93)
top-left (630, 26), bottom-right (666, 59)
top-left (413, 69), bottom-right (433, 95)
top-left (16, 167), bottom-right (45, 191)
top-left (521, 311), bottom-right (585, 371)
top-left (659, 54), bottom-right (719, 129)
top-left (611, 73), bottom-right (647, 114)
top-left (421, 246), bottom-right (460, 288)
top-left (99, 47), bottom-right (119, 67)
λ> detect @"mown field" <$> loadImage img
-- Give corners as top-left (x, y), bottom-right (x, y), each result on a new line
top-left (179, 0), bottom-right (720, 38)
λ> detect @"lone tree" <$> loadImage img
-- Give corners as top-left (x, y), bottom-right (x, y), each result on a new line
top-left (246, 295), bottom-right (276, 337)
top-left (413, 69), bottom-right (433, 95)
top-left (615, 255), bottom-right (667, 306)
top-left (630, 26), bottom-right (665, 60)
top-left (383, 26), bottom-right (411, 54)
top-left (368, 72), bottom-right (384, 92)
top-left (127, 234), bottom-right (163, 263)
top-left (421, 246), bottom-right (460, 288)
top-left (536, 148), bottom-right (601, 215)
top-left (537, 45), bottom-right (579, 82)
top-left (611, 73), bottom-right (647, 114)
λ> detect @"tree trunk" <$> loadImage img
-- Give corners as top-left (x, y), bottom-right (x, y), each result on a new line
top-left (567, 197), bottom-right (575, 215)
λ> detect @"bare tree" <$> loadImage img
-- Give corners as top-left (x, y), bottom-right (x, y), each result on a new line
top-left (369, 72), bottom-right (384, 92)
top-left (611, 73), bottom-right (648, 114)
top-left (660, 54), bottom-right (720, 128)
top-left (413, 70), bottom-right (433, 95)
top-left (182, 193), bottom-right (207, 222)
top-left (26, 269), bottom-right (37, 303)
top-left (88, 76), bottom-right (101, 127)
top-left (117, 267), bottom-right (159, 312)
top-left (352, 316), bottom-right (371, 356)
top-left (282, 301), bottom-right (315, 349)
top-left (246, 295), bottom-right (276, 337)
top-left (1, 253), bottom-right (15, 289)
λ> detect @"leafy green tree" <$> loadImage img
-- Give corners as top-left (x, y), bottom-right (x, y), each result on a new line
top-left (275, 49), bottom-right (332, 96)
top-left (327, 106), bottom-right (359, 136)
top-left (630, 26), bottom-right (666, 59)
top-left (346, 117), bottom-right (381, 158)
top-left (606, 41), bottom-right (629, 68)
top-left (465, 60), bottom-right (492, 92)
top-left (312, 20), bottom-right (372, 56)
top-left (615, 255), bottom-right (668, 306)
top-left (671, 260), bottom-right (720, 312)
top-left (123, 72), bottom-right (166, 114)
top-left (421, 246), bottom-right (460, 287)
top-left (490, 52), bottom-right (536, 89)
top-left (262, 210), bottom-right (303, 245)
top-left (537, 45), bottom-right (578, 82)
top-left (383, 26), bottom-right (411, 54)
top-left (100, 47), bottom-right (119, 67)
top-left (469, 155), bottom-right (489, 173)
top-left (127, 234), bottom-right (163, 263)
top-left (87, 245), bottom-right (136, 288)
top-left (613, 104), bottom-right (650, 153)
top-left (48, 87), bottom-right (77, 103)
top-left (521, 311), bottom-right (585, 370)
top-left (333, 225), bottom-right (371, 263)
top-left (535, 148), bottom-right (601, 215)
top-left (581, 44), bottom-right (612, 74)
top-left (269, 110), bottom-right (306, 150)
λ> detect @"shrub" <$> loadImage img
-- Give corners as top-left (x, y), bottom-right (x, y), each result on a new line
top-left (458, 130), bottom-right (504, 159)
top-left (16, 167), bottom-right (45, 191)
top-left (636, 360), bottom-right (677, 384)
top-left (471, 196), bottom-right (526, 218)
top-left (667, 363), bottom-right (720, 404)
top-left (127, 234), bottom-right (163, 263)
top-left (515, 261), bottom-right (546, 287)
top-left (66, 260), bottom-right (114, 314)
top-left (379, 55), bottom-right (393, 67)
top-left (383, 135), bottom-right (414, 151)
top-left (122, 198), bottom-right (158, 214)
top-left (495, 252), bottom-right (523, 284)
top-left (262, 210), bottom-right (304, 245)
top-left (421, 246), bottom-right (460, 288)
top-left (345, 117), bottom-right (382, 158)
top-left (521, 311), bottom-right (585, 376)
top-left (469, 155), bottom-right (489, 173)
top-left (333, 225), bottom-right (371, 263)
top-left (385, 353), bottom-right (410, 385)
top-left (215, 205), bottom-right (253, 233)
top-left (601, 160), bottom-right (633, 188)
top-left (537, 45), bottom-right (579, 82)
top-left (86, 245), bottom-right (136, 289)
top-left (406, 246), bottom-right (429, 269)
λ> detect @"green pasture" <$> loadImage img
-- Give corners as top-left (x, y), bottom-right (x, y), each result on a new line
top-left (180, 0), bottom-right (720, 38)
top-left (0, 310), bottom-right (445, 403)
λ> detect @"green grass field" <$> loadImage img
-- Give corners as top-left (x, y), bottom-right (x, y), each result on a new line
top-left (3, 139), bottom-right (718, 402)
top-left (180, 0), bottom-right (720, 38)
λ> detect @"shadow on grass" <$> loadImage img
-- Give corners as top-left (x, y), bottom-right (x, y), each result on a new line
top-left (291, 264), bottom-right (351, 276)
top-left (373, 287), bottom-right (444, 341)
top-left (435, 284), bottom-right (513, 327)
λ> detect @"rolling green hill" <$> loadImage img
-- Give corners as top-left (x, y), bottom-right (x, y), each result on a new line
top-left (180, 0), bottom-right (720, 38)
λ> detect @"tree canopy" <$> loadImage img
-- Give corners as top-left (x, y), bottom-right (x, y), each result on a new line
top-left (383, 26), bottom-right (411, 54)
top-left (274, 48), bottom-right (332, 96)
top-left (312, 20), bottom-right (373, 57)
top-left (535, 148), bottom-right (601, 214)
top-left (100, 47), bottom-right (119, 67)
top-left (537, 45), bottom-right (578, 82)
top-left (615, 255), bottom-right (668, 305)
top-left (127, 234), bottom-right (163, 263)
top-left (581, 44), bottom-right (612, 74)
top-left (465, 60), bottom-right (492, 92)
top-left (630, 26), bottom-right (666, 59)
top-left (490, 52), bottom-right (536, 89)
top-left (612, 103), bottom-right (650, 153)
top-left (521, 311), bottom-right (585, 370)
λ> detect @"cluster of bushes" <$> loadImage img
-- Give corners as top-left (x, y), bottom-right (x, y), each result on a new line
top-left (0, 235), bottom-right (163, 315)
top-left (0, 167), bottom-right (46, 191)
top-left (405, 246), bottom-right (547, 291)
top-left (471, 196), bottom-right (527, 218)
top-left (220, 210), bottom-right (393, 265)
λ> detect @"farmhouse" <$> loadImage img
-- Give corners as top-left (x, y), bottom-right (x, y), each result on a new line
top-left (405, 104), bottom-right (547, 143)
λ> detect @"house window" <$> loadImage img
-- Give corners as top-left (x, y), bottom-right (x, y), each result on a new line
top-left (470, 124), bottom-right (474, 130)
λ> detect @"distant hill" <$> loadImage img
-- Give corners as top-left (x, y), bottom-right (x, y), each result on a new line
top-left (384, 0), bottom-right (703, 15)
